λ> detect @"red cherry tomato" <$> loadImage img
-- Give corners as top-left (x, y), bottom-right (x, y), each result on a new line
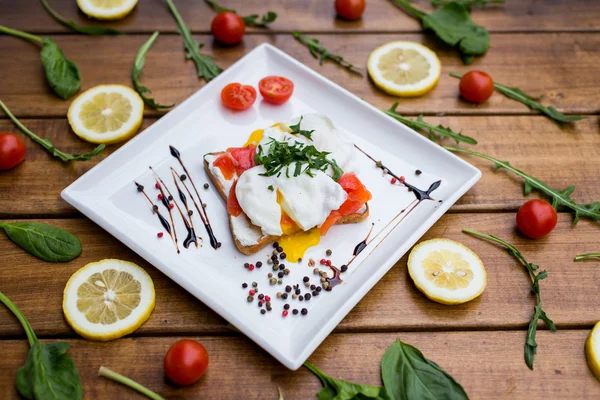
top-left (516, 199), bottom-right (557, 239)
top-left (211, 12), bottom-right (245, 45)
top-left (335, 0), bottom-right (366, 20)
top-left (0, 133), bottom-right (26, 170)
top-left (458, 71), bottom-right (495, 103)
top-left (164, 340), bottom-right (209, 386)
top-left (258, 76), bottom-right (294, 105)
top-left (221, 83), bottom-right (257, 111)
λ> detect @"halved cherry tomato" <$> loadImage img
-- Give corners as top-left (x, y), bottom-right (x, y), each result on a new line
top-left (221, 83), bottom-right (257, 111)
top-left (227, 145), bottom-right (256, 175)
top-left (335, 0), bottom-right (366, 21)
top-left (0, 133), bottom-right (26, 170)
top-left (458, 71), bottom-right (494, 103)
top-left (213, 153), bottom-right (236, 180)
top-left (516, 199), bottom-right (557, 239)
top-left (211, 12), bottom-right (245, 45)
top-left (258, 76), bottom-right (294, 105)
top-left (227, 180), bottom-right (243, 217)
top-left (164, 339), bottom-right (209, 386)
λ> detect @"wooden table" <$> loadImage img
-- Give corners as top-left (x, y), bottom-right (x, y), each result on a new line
top-left (1, 0), bottom-right (599, 398)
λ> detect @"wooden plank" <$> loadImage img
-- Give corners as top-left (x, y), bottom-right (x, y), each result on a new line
top-left (0, 330), bottom-right (598, 399)
top-left (1, 213), bottom-right (599, 338)
top-left (1, 116), bottom-right (598, 217)
top-left (0, 33), bottom-right (599, 117)
top-left (2, 0), bottom-right (599, 34)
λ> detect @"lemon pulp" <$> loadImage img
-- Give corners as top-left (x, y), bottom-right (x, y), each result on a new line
top-left (80, 92), bottom-right (133, 134)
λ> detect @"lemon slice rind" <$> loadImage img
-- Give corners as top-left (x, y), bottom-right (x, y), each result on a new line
top-left (586, 322), bottom-right (600, 381)
top-left (368, 41), bottom-right (441, 97)
top-left (408, 238), bottom-right (486, 305)
top-left (76, 0), bottom-right (138, 20)
top-left (63, 259), bottom-right (155, 341)
top-left (68, 84), bottom-right (144, 144)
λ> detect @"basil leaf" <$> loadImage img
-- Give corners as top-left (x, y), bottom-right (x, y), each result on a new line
top-left (132, 32), bottom-right (174, 109)
top-left (40, 38), bottom-right (81, 99)
top-left (381, 340), bottom-right (468, 400)
top-left (16, 342), bottom-right (83, 400)
top-left (0, 221), bottom-right (82, 262)
top-left (304, 361), bottom-right (389, 400)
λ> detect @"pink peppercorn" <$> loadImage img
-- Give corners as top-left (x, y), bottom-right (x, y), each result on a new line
top-left (265, 295), bottom-right (271, 302)
top-left (158, 193), bottom-right (164, 200)
top-left (400, 176), bottom-right (406, 183)
top-left (157, 232), bottom-right (163, 238)
top-left (155, 183), bottom-right (160, 189)
top-left (249, 289), bottom-right (256, 296)
top-left (390, 177), bottom-right (397, 184)
top-left (320, 259), bottom-right (326, 265)
top-left (169, 204), bottom-right (174, 209)
top-left (282, 310), bottom-right (289, 317)
top-left (248, 264), bottom-right (255, 271)
top-left (326, 260), bottom-right (332, 266)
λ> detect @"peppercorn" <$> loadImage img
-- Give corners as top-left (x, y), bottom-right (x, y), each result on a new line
top-left (270, 278), bottom-right (277, 285)
top-left (273, 242), bottom-right (279, 248)
top-left (308, 259), bottom-right (316, 267)
top-left (249, 289), bottom-right (256, 295)
top-left (256, 261), bottom-right (263, 268)
top-left (292, 309), bottom-right (299, 315)
top-left (258, 301), bottom-right (263, 307)
top-left (322, 281), bottom-right (330, 290)
top-left (295, 288), bottom-right (301, 295)
top-left (280, 252), bottom-right (287, 260)
top-left (283, 268), bottom-right (290, 275)
top-left (188, 210), bottom-right (193, 216)
top-left (244, 263), bottom-right (249, 269)
top-left (279, 264), bottom-right (285, 271)
top-left (316, 286), bottom-right (322, 292)
top-left (326, 249), bottom-right (332, 256)
top-left (305, 293), bottom-right (311, 301)
top-left (204, 183), bottom-right (209, 189)
top-left (301, 308), bottom-right (308, 315)
top-left (304, 282), bottom-right (310, 288)
top-left (272, 265), bottom-right (279, 271)
top-left (273, 259), bottom-right (279, 266)
top-left (252, 282), bottom-right (258, 288)
top-left (341, 264), bottom-right (348, 272)
top-left (260, 309), bottom-right (266, 315)
top-left (282, 293), bottom-right (288, 300)
top-left (152, 205), bottom-right (159, 212)
top-left (248, 264), bottom-right (255, 271)
top-left (266, 302), bottom-right (271, 307)
top-left (299, 295), bottom-right (304, 301)
top-left (298, 258), bottom-right (302, 263)
top-left (284, 304), bottom-right (290, 310)
top-left (202, 203), bottom-right (207, 208)
top-left (258, 294), bottom-right (264, 300)
top-left (416, 169), bottom-right (422, 175)
top-left (285, 285), bottom-right (292, 293)
top-left (157, 232), bottom-right (164, 238)
top-left (282, 310), bottom-right (288, 317)
top-left (267, 259), bottom-right (273, 265)
top-left (312, 290), bottom-right (319, 296)
top-left (278, 271), bottom-right (284, 278)
top-left (158, 193), bottom-right (164, 201)
top-left (268, 273), bottom-right (273, 278)
top-left (272, 250), bottom-right (279, 256)
top-left (276, 292), bottom-right (282, 298)
top-left (320, 277), bottom-right (326, 283)
top-left (310, 284), bottom-right (316, 290)
top-left (180, 174), bottom-right (187, 181)
top-left (313, 268), bottom-right (320, 275)
top-left (242, 283), bottom-right (248, 288)
top-left (278, 279), bottom-right (283, 284)
top-left (276, 246), bottom-right (283, 252)
top-left (247, 296), bottom-right (254, 302)
top-left (292, 294), bottom-right (298, 299)
top-left (266, 306), bottom-right (272, 311)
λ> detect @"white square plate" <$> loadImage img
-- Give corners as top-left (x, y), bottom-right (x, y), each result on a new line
top-left (62, 43), bottom-right (480, 370)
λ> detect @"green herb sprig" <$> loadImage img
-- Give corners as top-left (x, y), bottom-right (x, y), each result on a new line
top-left (430, 0), bottom-right (505, 10)
top-left (99, 366), bottom-right (164, 400)
top-left (40, 0), bottom-right (120, 35)
top-left (0, 291), bottom-right (83, 400)
top-left (391, 0), bottom-right (489, 64)
top-left (0, 99), bottom-right (105, 162)
top-left (132, 32), bottom-right (174, 110)
top-left (450, 73), bottom-right (585, 123)
top-left (463, 229), bottom-right (556, 369)
top-left (445, 146), bottom-right (600, 223)
top-left (166, 0), bottom-right (222, 82)
top-left (574, 254), bottom-right (600, 262)
top-left (0, 25), bottom-right (81, 99)
top-left (384, 103), bottom-right (477, 145)
top-left (305, 339), bottom-right (468, 399)
top-left (289, 116), bottom-right (314, 141)
top-left (255, 139), bottom-right (344, 181)
top-left (204, 0), bottom-right (277, 27)
top-left (293, 32), bottom-right (364, 76)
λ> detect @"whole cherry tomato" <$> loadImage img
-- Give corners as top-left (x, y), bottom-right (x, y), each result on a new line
top-left (0, 133), bottom-right (26, 170)
top-left (516, 199), bottom-right (558, 239)
top-left (221, 83), bottom-right (257, 111)
top-left (258, 76), bottom-right (294, 105)
top-left (458, 71), bottom-right (495, 103)
top-left (335, 0), bottom-right (366, 20)
top-left (211, 12), bottom-right (245, 45)
top-left (164, 339), bottom-right (209, 385)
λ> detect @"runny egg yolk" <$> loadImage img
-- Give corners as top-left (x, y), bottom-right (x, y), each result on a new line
top-left (279, 228), bottom-right (321, 263)
top-left (244, 129), bottom-right (264, 147)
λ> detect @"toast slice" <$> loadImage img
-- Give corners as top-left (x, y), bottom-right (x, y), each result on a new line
top-left (204, 152), bottom-right (369, 255)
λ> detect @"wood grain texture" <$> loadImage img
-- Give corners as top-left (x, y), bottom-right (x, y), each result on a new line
top-left (1, 116), bottom-right (598, 217)
top-left (1, 213), bottom-right (599, 338)
top-left (0, 330), bottom-right (599, 399)
top-left (1, 0), bottom-right (599, 34)
top-left (0, 33), bottom-right (599, 117)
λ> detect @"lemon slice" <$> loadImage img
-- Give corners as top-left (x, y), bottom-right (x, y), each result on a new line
top-left (63, 259), bottom-right (155, 341)
top-left (68, 84), bottom-right (144, 144)
top-left (76, 0), bottom-right (138, 20)
top-left (408, 238), bottom-right (486, 305)
top-left (586, 322), bottom-right (600, 381)
top-left (368, 41), bottom-right (441, 97)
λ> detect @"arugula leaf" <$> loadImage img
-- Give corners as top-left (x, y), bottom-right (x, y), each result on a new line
top-left (0, 99), bottom-right (104, 162)
top-left (132, 32), bottom-right (174, 110)
top-left (430, 0), bottom-right (505, 10)
top-left (449, 73), bottom-right (585, 123)
top-left (0, 291), bottom-right (83, 400)
top-left (392, 1), bottom-right (489, 64)
top-left (204, 0), bottom-right (277, 27)
top-left (0, 221), bottom-right (82, 262)
top-left (99, 366), bottom-right (164, 400)
top-left (304, 361), bottom-right (388, 400)
top-left (166, 0), bottom-right (223, 82)
top-left (445, 146), bottom-right (600, 223)
top-left (40, 0), bottom-right (120, 35)
top-left (382, 339), bottom-right (468, 400)
top-left (289, 116), bottom-right (315, 141)
top-left (293, 32), bottom-right (364, 76)
top-left (462, 229), bottom-right (557, 369)
top-left (384, 103), bottom-right (477, 145)
top-left (574, 253), bottom-right (600, 262)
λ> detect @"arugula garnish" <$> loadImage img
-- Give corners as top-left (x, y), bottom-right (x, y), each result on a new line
top-left (574, 254), bottom-right (600, 262)
top-left (430, 0), bottom-right (505, 10)
top-left (268, 185), bottom-right (274, 191)
top-left (255, 139), bottom-right (343, 181)
top-left (288, 116), bottom-right (315, 141)
top-left (446, 146), bottom-right (600, 223)
top-left (463, 229), bottom-right (556, 369)
top-left (204, 0), bottom-right (277, 27)
top-left (292, 32), bottom-right (364, 76)
top-left (40, 0), bottom-right (120, 35)
top-left (0, 99), bottom-right (104, 162)
top-left (391, 0), bottom-right (490, 64)
top-left (450, 73), bottom-right (585, 123)
top-left (132, 32), bottom-right (174, 110)
top-left (384, 103), bottom-right (477, 145)
top-left (166, 0), bottom-right (223, 82)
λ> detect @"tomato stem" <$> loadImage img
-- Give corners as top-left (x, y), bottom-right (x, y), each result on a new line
top-left (99, 366), bottom-right (165, 400)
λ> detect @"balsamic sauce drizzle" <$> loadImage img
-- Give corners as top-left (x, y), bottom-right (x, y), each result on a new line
top-left (170, 145), bottom-right (221, 249)
top-left (150, 169), bottom-right (179, 250)
top-left (353, 223), bottom-right (374, 256)
top-left (169, 169), bottom-right (200, 249)
top-left (325, 264), bottom-right (343, 291)
top-left (134, 181), bottom-right (180, 253)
